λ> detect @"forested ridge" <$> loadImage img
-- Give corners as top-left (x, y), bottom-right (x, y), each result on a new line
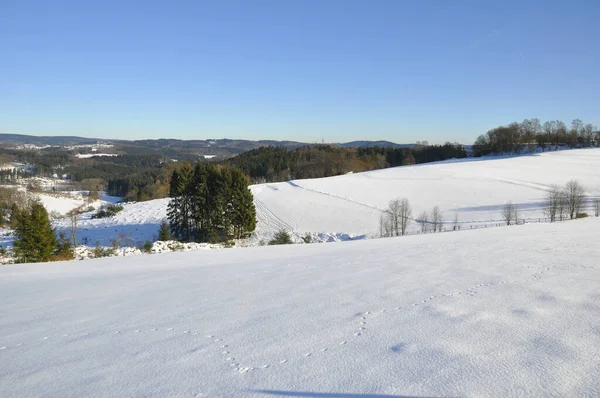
top-left (3, 118), bottom-right (598, 204)
top-left (473, 118), bottom-right (599, 156)
top-left (227, 143), bottom-right (467, 183)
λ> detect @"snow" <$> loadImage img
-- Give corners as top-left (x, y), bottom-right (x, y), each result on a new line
top-left (53, 198), bottom-right (170, 247)
top-left (37, 193), bottom-right (86, 216)
top-left (75, 153), bottom-right (118, 158)
top-left (1, 218), bottom-right (599, 396)
top-left (36, 148), bottom-right (600, 249)
top-left (251, 148), bottom-right (600, 240)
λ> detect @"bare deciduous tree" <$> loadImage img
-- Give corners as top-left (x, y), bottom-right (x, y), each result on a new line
top-left (431, 206), bottom-right (442, 232)
top-left (594, 198), bottom-right (600, 217)
top-left (503, 201), bottom-right (515, 225)
top-left (382, 197), bottom-right (412, 237)
top-left (399, 198), bottom-right (412, 236)
top-left (558, 189), bottom-right (568, 221)
top-left (545, 185), bottom-right (561, 222)
top-left (387, 199), bottom-right (402, 236)
top-left (565, 180), bottom-right (585, 219)
top-left (379, 213), bottom-right (391, 238)
top-left (67, 210), bottom-right (78, 247)
top-left (452, 212), bottom-right (461, 230)
top-left (418, 211), bottom-right (429, 233)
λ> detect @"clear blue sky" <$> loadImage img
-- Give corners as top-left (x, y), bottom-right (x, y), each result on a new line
top-left (1, 0), bottom-right (599, 144)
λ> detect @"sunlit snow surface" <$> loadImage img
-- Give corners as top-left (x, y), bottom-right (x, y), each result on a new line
top-left (1, 218), bottom-right (600, 397)
top-left (53, 149), bottom-right (600, 246)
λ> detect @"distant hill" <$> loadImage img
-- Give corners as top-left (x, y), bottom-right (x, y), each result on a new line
top-left (337, 140), bottom-right (413, 149)
top-left (0, 134), bottom-right (412, 157)
top-left (0, 134), bottom-right (103, 146)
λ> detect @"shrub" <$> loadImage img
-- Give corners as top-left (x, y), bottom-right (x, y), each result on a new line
top-left (91, 204), bottom-right (124, 219)
top-left (302, 232), bottom-right (312, 244)
top-left (93, 242), bottom-right (115, 258)
top-left (54, 232), bottom-right (74, 261)
top-left (89, 190), bottom-right (99, 201)
top-left (142, 240), bottom-right (153, 253)
top-left (576, 213), bottom-right (588, 219)
top-left (268, 230), bottom-right (293, 245)
top-left (167, 241), bottom-right (184, 251)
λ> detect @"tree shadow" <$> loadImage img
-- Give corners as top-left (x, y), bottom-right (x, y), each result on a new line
top-left (249, 390), bottom-right (455, 398)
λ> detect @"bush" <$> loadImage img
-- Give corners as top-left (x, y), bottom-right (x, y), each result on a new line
top-left (268, 230), bottom-right (293, 245)
top-left (89, 190), bottom-right (99, 201)
top-left (54, 232), bottom-right (74, 261)
top-left (302, 232), bottom-right (312, 244)
top-left (91, 204), bottom-right (124, 219)
top-left (142, 240), bottom-right (153, 253)
top-left (167, 241), bottom-right (184, 251)
top-left (576, 213), bottom-right (588, 219)
top-left (93, 242), bottom-right (115, 258)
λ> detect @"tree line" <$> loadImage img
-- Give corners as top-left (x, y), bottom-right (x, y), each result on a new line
top-left (227, 143), bottom-right (467, 183)
top-left (473, 118), bottom-right (599, 156)
top-left (167, 162), bottom-right (256, 243)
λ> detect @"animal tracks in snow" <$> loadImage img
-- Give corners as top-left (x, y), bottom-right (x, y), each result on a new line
top-left (0, 263), bottom-right (588, 382)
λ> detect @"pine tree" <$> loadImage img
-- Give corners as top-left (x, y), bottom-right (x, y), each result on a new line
top-left (167, 163), bottom-right (194, 241)
top-left (229, 168), bottom-right (256, 239)
top-left (167, 163), bottom-right (256, 243)
top-left (55, 232), bottom-right (75, 260)
top-left (13, 201), bottom-right (58, 263)
top-left (158, 219), bottom-right (171, 241)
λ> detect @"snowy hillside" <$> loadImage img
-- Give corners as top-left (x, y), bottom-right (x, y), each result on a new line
top-left (1, 218), bottom-right (599, 397)
top-left (252, 148), bottom-right (600, 240)
top-left (46, 149), bottom-right (600, 246)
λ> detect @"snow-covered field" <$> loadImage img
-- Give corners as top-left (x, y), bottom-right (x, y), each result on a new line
top-left (75, 153), bottom-right (118, 158)
top-left (252, 149), bottom-right (600, 240)
top-left (1, 218), bottom-right (599, 397)
top-left (41, 149), bottom-right (600, 247)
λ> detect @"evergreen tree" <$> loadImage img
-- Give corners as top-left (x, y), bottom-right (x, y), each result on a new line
top-left (167, 162), bottom-right (194, 241)
top-left (229, 168), bottom-right (256, 239)
top-left (13, 201), bottom-right (58, 263)
top-left (167, 163), bottom-right (256, 243)
top-left (158, 219), bottom-right (171, 241)
top-left (55, 232), bottom-right (75, 260)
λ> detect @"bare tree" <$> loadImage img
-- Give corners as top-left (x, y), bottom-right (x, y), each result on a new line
top-left (565, 180), bottom-right (585, 219)
top-left (558, 189), bottom-right (568, 221)
top-left (452, 212), bottom-right (460, 230)
top-left (418, 211), bottom-right (429, 233)
top-left (503, 201), bottom-right (515, 225)
top-left (379, 212), bottom-right (393, 238)
top-left (431, 206), bottom-right (443, 232)
top-left (582, 124), bottom-right (595, 147)
top-left (545, 185), bottom-right (561, 222)
top-left (381, 198), bottom-right (412, 237)
top-left (379, 213), bottom-right (387, 238)
top-left (387, 199), bottom-right (401, 236)
top-left (399, 198), bottom-right (412, 236)
top-left (67, 210), bottom-right (78, 247)
top-left (594, 198), bottom-right (600, 217)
